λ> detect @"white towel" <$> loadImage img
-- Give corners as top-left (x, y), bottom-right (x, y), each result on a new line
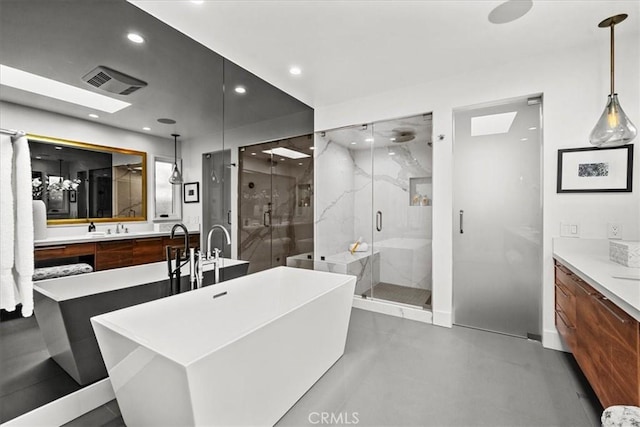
top-left (12, 134), bottom-right (34, 316)
top-left (1, 134), bottom-right (18, 312)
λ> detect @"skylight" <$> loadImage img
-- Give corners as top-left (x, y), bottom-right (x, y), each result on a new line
top-left (471, 111), bottom-right (517, 136)
top-left (261, 147), bottom-right (310, 159)
top-left (0, 64), bottom-right (131, 113)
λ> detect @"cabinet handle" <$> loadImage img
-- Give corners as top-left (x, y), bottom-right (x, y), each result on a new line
top-left (574, 280), bottom-right (595, 296)
top-left (595, 297), bottom-right (628, 324)
top-left (35, 246), bottom-right (66, 251)
top-left (459, 210), bottom-right (464, 234)
top-left (556, 284), bottom-right (569, 298)
top-left (376, 211), bottom-right (382, 232)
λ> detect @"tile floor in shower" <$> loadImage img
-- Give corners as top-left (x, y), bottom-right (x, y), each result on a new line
top-left (362, 282), bottom-right (432, 308)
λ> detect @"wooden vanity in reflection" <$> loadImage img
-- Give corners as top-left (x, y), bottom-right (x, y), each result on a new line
top-left (35, 233), bottom-right (200, 271)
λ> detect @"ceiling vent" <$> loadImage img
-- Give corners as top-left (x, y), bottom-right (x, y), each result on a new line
top-left (81, 66), bottom-right (147, 95)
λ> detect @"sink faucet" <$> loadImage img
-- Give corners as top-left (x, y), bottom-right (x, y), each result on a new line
top-left (115, 223), bottom-right (123, 234)
top-left (206, 225), bottom-right (230, 260)
top-left (170, 223), bottom-right (190, 260)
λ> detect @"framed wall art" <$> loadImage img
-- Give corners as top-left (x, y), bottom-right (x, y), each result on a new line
top-left (183, 182), bottom-right (200, 203)
top-left (557, 145), bottom-right (633, 193)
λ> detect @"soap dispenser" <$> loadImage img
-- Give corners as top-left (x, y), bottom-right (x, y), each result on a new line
top-left (88, 222), bottom-right (96, 232)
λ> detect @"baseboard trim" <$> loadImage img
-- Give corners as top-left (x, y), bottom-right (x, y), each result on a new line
top-left (543, 328), bottom-right (570, 352)
top-left (352, 297), bottom-right (433, 323)
top-left (432, 310), bottom-right (453, 328)
top-left (1, 378), bottom-right (114, 427)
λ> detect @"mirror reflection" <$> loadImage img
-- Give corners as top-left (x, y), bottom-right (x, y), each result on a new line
top-left (29, 136), bottom-right (146, 223)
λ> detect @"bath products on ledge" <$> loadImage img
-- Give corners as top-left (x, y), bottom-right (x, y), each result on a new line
top-left (88, 222), bottom-right (96, 232)
top-left (349, 240), bottom-right (368, 253)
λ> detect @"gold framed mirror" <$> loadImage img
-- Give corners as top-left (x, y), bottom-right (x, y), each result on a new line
top-left (28, 134), bottom-right (147, 225)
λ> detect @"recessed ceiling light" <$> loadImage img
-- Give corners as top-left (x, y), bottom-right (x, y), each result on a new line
top-left (471, 111), bottom-right (517, 136)
top-left (528, 126), bottom-right (537, 130)
top-left (350, 142), bottom-right (356, 145)
top-left (390, 137), bottom-right (396, 141)
top-left (262, 147), bottom-right (310, 159)
top-left (389, 152), bottom-right (396, 156)
top-left (309, 147), bottom-right (315, 150)
top-left (289, 66), bottom-right (302, 75)
top-left (127, 33), bottom-right (145, 44)
top-left (55, 146), bottom-right (63, 150)
top-left (251, 152), bottom-right (256, 156)
top-left (234, 86), bottom-right (246, 94)
top-left (0, 64), bottom-right (131, 113)
top-left (365, 138), bottom-right (374, 142)
top-left (520, 138), bottom-right (528, 141)
top-left (298, 162), bottom-right (303, 166)
top-left (280, 158), bottom-right (286, 161)
top-left (35, 156), bottom-right (41, 160)
top-left (88, 113), bottom-right (99, 119)
top-left (143, 127), bottom-right (151, 131)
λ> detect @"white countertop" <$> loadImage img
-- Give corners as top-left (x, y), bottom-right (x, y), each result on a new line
top-left (34, 258), bottom-right (248, 302)
top-left (553, 238), bottom-right (640, 321)
top-left (34, 230), bottom-right (197, 246)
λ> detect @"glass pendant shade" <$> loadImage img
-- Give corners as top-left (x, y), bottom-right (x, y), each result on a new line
top-left (589, 94), bottom-right (637, 146)
top-left (168, 163), bottom-right (183, 185)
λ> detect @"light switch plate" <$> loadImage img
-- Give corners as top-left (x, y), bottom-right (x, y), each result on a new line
top-left (607, 223), bottom-right (622, 239)
top-left (560, 222), bottom-right (580, 238)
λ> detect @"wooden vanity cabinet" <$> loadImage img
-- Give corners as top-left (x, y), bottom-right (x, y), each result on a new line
top-left (35, 233), bottom-right (200, 272)
top-left (554, 259), bottom-right (640, 408)
top-left (132, 237), bottom-right (165, 264)
top-left (95, 240), bottom-right (134, 271)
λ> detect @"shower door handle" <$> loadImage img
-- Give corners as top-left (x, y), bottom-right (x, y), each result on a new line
top-left (376, 211), bottom-right (382, 232)
top-left (227, 210), bottom-right (232, 225)
top-left (263, 210), bottom-right (271, 227)
top-left (459, 210), bottom-right (464, 234)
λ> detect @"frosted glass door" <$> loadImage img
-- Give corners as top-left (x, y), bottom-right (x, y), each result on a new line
top-left (453, 98), bottom-right (542, 338)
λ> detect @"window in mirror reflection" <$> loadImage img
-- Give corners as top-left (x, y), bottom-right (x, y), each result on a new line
top-left (154, 157), bottom-right (181, 220)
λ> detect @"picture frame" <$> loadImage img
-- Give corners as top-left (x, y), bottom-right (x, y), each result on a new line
top-left (557, 145), bottom-right (633, 193)
top-left (183, 182), bottom-right (200, 203)
top-left (69, 190), bottom-right (76, 203)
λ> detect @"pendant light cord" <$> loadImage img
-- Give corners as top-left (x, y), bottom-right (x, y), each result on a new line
top-left (610, 23), bottom-right (615, 95)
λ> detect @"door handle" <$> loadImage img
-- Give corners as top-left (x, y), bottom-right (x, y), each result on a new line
top-left (459, 210), bottom-right (464, 234)
top-left (227, 210), bottom-right (231, 225)
top-left (376, 211), bottom-right (382, 232)
top-left (263, 211), bottom-right (269, 227)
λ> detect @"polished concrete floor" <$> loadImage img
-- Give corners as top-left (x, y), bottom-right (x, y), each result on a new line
top-left (65, 308), bottom-right (601, 426)
top-left (0, 314), bottom-right (82, 423)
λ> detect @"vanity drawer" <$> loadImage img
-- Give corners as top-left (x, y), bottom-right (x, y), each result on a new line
top-left (34, 242), bottom-right (96, 261)
top-left (555, 283), bottom-right (576, 326)
top-left (133, 237), bottom-right (165, 264)
top-left (554, 263), bottom-right (579, 294)
top-left (556, 308), bottom-right (576, 349)
top-left (95, 241), bottom-right (133, 271)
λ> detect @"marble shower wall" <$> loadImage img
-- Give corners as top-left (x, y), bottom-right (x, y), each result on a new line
top-left (314, 134), bottom-right (357, 258)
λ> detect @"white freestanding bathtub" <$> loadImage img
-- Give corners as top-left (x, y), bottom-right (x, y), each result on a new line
top-left (91, 266), bottom-right (356, 426)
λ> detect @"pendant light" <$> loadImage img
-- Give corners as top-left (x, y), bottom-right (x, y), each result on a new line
top-left (589, 14), bottom-right (637, 147)
top-left (168, 133), bottom-right (183, 185)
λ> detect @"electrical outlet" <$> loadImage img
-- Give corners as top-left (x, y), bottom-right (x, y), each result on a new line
top-left (607, 223), bottom-right (622, 239)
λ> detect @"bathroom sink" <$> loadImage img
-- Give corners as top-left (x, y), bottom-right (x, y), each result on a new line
top-left (86, 232), bottom-right (107, 237)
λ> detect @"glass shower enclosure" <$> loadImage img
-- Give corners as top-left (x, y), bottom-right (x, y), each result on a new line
top-left (315, 113), bottom-right (433, 309)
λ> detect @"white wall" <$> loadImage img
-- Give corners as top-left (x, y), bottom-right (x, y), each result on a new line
top-left (0, 101), bottom-right (176, 236)
top-left (314, 33), bottom-right (640, 350)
